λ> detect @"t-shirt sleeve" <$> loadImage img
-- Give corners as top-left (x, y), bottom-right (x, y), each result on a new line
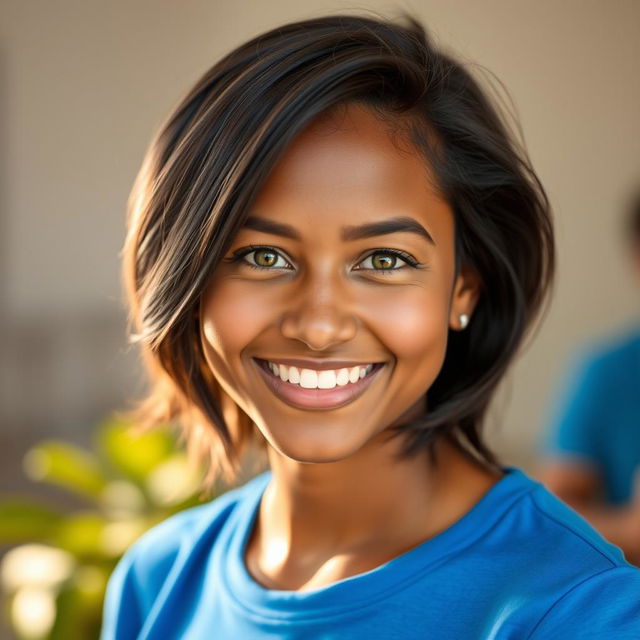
top-left (98, 512), bottom-right (190, 640)
top-left (99, 488), bottom-right (242, 639)
top-left (100, 545), bottom-right (145, 640)
top-left (527, 566), bottom-right (640, 639)
top-left (539, 352), bottom-right (606, 466)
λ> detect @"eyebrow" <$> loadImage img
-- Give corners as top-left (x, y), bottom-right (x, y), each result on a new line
top-left (241, 215), bottom-right (435, 245)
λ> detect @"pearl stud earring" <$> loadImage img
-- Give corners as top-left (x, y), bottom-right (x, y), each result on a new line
top-left (459, 314), bottom-right (469, 330)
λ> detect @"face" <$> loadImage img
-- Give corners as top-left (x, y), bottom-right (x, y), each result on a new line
top-left (200, 102), bottom-right (480, 464)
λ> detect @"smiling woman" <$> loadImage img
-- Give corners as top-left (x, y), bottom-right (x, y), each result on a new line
top-left (101, 12), bottom-right (640, 640)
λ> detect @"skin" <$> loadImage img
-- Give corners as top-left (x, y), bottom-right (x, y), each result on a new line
top-left (200, 102), bottom-right (504, 591)
top-left (535, 242), bottom-right (640, 566)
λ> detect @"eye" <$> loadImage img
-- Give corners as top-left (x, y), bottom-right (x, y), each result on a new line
top-left (226, 245), bottom-right (293, 271)
top-left (356, 249), bottom-right (421, 275)
top-left (225, 246), bottom-right (422, 274)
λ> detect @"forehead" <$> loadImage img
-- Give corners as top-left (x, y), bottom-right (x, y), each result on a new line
top-left (246, 103), bottom-right (453, 243)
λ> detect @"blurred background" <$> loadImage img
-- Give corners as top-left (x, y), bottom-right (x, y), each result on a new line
top-left (0, 0), bottom-right (639, 637)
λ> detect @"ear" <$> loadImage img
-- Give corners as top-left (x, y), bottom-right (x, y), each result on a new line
top-left (449, 264), bottom-right (482, 331)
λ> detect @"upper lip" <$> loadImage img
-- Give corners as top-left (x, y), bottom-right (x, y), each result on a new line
top-left (254, 357), bottom-right (383, 370)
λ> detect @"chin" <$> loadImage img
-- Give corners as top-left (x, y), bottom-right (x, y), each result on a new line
top-left (285, 453), bottom-right (348, 465)
top-left (264, 431), bottom-right (367, 465)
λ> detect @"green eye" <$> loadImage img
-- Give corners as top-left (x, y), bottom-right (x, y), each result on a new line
top-left (360, 249), bottom-right (418, 272)
top-left (229, 246), bottom-right (423, 274)
top-left (371, 253), bottom-right (397, 269)
top-left (229, 246), bottom-right (292, 271)
top-left (253, 248), bottom-right (280, 268)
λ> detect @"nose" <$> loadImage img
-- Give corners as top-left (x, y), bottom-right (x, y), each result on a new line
top-left (279, 276), bottom-right (358, 351)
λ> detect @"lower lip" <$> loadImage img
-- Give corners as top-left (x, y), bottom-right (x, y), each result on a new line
top-left (253, 359), bottom-right (386, 410)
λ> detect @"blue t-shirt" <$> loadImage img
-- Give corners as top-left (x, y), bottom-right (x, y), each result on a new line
top-left (100, 466), bottom-right (640, 639)
top-left (539, 326), bottom-right (640, 504)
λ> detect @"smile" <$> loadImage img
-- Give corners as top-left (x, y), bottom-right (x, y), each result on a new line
top-left (266, 360), bottom-right (375, 388)
top-left (252, 358), bottom-right (386, 410)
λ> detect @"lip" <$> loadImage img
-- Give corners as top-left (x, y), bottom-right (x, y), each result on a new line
top-left (252, 358), bottom-right (386, 410)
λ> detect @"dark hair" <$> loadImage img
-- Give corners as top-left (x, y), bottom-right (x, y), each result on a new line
top-left (123, 12), bottom-right (555, 489)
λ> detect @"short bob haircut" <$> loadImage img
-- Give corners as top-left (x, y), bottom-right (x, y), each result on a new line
top-left (123, 13), bottom-right (555, 489)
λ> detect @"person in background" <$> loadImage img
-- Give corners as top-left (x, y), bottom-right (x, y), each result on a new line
top-left (536, 188), bottom-right (640, 565)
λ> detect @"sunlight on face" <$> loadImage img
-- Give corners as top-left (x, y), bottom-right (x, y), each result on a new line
top-left (200, 102), bottom-right (479, 464)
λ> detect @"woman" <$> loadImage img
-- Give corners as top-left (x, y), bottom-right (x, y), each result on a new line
top-left (101, 13), bottom-right (640, 639)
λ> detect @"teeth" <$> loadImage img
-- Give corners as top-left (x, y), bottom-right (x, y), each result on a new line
top-left (318, 370), bottom-right (338, 389)
top-left (336, 368), bottom-right (350, 386)
top-left (300, 369), bottom-right (318, 389)
top-left (266, 362), bottom-right (374, 389)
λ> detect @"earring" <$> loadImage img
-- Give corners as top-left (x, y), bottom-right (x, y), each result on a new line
top-left (459, 313), bottom-right (469, 330)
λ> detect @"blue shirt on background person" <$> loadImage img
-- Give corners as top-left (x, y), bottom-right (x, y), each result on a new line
top-left (538, 324), bottom-right (640, 504)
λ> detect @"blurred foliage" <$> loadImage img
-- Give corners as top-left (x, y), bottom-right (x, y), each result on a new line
top-left (0, 416), bottom-right (219, 640)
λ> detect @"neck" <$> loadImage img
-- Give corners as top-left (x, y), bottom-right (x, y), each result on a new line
top-left (264, 434), bottom-right (436, 553)
top-left (246, 432), bottom-right (502, 590)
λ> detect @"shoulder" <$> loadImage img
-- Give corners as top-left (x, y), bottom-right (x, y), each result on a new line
top-left (121, 491), bottom-right (237, 593)
top-left (511, 478), bottom-right (640, 637)
top-left (526, 564), bottom-right (640, 639)
top-left (123, 471), bottom-right (268, 587)
top-left (479, 470), bottom-right (628, 574)
top-left (523, 481), bottom-right (628, 568)
top-left (101, 471), bottom-right (269, 638)
top-left (486, 473), bottom-right (640, 637)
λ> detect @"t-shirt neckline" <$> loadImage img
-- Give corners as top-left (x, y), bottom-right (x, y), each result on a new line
top-left (222, 465), bottom-right (537, 620)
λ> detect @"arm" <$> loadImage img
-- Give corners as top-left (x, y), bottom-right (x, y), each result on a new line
top-left (536, 350), bottom-right (640, 562)
top-left (535, 460), bottom-right (640, 565)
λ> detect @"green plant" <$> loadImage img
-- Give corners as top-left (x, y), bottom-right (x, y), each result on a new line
top-left (0, 417), bottom-right (217, 640)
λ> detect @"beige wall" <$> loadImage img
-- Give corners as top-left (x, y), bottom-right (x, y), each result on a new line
top-left (1, 0), bottom-right (639, 473)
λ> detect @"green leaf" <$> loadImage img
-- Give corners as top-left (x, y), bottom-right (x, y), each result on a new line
top-left (53, 512), bottom-right (108, 557)
top-left (96, 418), bottom-right (176, 482)
top-left (0, 499), bottom-right (63, 543)
top-left (23, 442), bottom-right (108, 500)
top-left (50, 568), bottom-right (106, 640)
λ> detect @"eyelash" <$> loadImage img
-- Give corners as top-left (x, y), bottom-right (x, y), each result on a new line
top-left (225, 245), bottom-right (423, 275)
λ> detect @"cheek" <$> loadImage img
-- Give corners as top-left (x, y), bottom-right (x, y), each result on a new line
top-left (364, 283), bottom-right (451, 430)
top-left (377, 283), bottom-right (450, 369)
top-left (201, 280), bottom-right (264, 356)
top-left (199, 279), bottom-right (268, 397)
